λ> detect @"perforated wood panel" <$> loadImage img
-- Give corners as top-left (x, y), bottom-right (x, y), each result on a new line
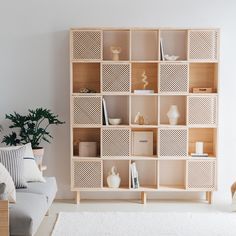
top-left (188, 96), bottom-right (217, 126)
top-left (159, 128), bottom-right (188, 157)
top-left (159, 63), bottom-right (188, 93)
top-left (73, 96), bottom-right (102, 126)
top-left (71, 30), bottom-right (102, 60)
top-left (187, 160), bottom-right (216, 190)
top-left (102, 63), bottom-right (130, 93)
top-left (102, 128), bottom-right (130, 157)
top-left (189, 30), bottom-right (218, 61)
top-left (72, 160), bottom-right (102, 189)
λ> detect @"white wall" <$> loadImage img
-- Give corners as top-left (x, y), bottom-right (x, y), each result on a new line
top-left (0, 0), bottom-right (236, 203)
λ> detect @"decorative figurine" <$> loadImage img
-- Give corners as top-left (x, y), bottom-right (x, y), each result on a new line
top-left (142, 70), bottom-right (148, 90)
top-left (110, 46), bottom-right (121, 61)
top-left (134, 112), bottom-right (145, 125)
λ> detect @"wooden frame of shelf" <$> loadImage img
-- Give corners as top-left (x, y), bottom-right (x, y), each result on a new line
top-left (70, 27), bottom-right (219, 205)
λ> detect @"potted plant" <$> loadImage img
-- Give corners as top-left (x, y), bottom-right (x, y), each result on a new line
top-left (2, 108), bottom-right (65, 165)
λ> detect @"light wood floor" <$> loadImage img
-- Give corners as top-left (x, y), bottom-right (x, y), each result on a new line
top-left (35, 199), bottom-right (231, 236)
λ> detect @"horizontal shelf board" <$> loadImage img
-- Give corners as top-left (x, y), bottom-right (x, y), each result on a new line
top-left (159, 125), bottom-right (187, 128)
top-left (102, 187), bottom-right (130, 191)
top-left (72, 125), bottom-right (102, 128)
top-left (131, 93), bottom-right (158, 96)
top-left (71, 60), bottom-right (219, 64)
top-left (72, 93), bottom-right (102, 96)
top-left (74, 188), bottom-right (216, 192)
top-left (71, 93), bottom-right (219, 97)
top-left (102, 125), bottom-right (130, 128)
top-left (158, 185), bottom-right (186, 191)
top-left (72, 156), bottom-right (101, 160)
top-left (130, 186), bottom-right (158, 191)
top-left (72, 156), bottom-right (216, 160)
top-left (130, 125), bottom-right (158, 128)
top-left (71, 27), bottom-right (219, 30)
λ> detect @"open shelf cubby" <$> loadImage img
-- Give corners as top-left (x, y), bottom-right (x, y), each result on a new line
top-left (188, 128), bottom-right (217, 157)
top-left (131, 95), bottom-right (158, 126)
top-left (103, 160), bottom-right (130, 189)
top-left (160, 30), bottom-right (187, 61)
top-left (158, 160), bottom-right (186, 190)
top-left (103, 30), bottom-right (130, 61)
top-left (72, 63), bottom-right (100, 93)
top-left (103, 95), bottom-right (129, 125)
top-left (131, 30), bottom-right (159, 61)
top-left (189, 63), bottom-right (218, 93)
top-left (131, 63), bottom-right (158, 93)
top-left (131, 128), bottom-right (157, 157)
top-left (73, 128), bottom-right (101, 157)
top-left (159, 95), bottom-right (187, 126)
top-left (131, 160), bottom-right (158, 189)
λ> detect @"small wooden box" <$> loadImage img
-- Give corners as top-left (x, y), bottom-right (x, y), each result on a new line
top-left (193, 88), bottom-right (212, 93)
top-left (132, 131), bottom-right (153, 156)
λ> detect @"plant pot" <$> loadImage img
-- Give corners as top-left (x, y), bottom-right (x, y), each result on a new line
top-left (32, 147), bottom-right (44, 167)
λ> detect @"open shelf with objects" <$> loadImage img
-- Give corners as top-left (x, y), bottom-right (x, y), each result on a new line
top-left (189, 63), bottom-right (218, 93)
top-left (103, 30), bottom-right (130, 61)
top-left (131, 63), bottom-right (158, 93)
top-left (70, 28), bottom-right (219, 204)
top-left (160, 30), bottom-right (188, 61)
top-left (72, 62), bottom-right (101, 94)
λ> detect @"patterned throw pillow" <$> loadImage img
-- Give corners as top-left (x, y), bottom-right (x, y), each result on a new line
top-left (0, 146), bottom-right (27, 188)
top-left (0, 163), bottom-right (16, 202)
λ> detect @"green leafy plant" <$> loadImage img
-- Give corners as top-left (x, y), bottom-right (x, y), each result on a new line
top-left (2, 108), bottom-right (65, 148)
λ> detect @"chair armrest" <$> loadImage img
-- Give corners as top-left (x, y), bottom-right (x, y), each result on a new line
top-left (0, 200), bottom-right (9, 236)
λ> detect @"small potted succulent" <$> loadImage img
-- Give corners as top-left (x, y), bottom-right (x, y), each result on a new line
top-left (2, 108), bottom-right (65, 165)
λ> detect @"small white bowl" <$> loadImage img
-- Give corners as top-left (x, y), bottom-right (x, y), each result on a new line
top-left (164, 55), bottom-right (179, 61)
top-left (109, 118), bottom-right (122, 125)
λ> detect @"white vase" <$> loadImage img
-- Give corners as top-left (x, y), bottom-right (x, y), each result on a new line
top-left (167, 105), bottom-right (180, 125)
top-left (107, 166), bottom-right (121, 188)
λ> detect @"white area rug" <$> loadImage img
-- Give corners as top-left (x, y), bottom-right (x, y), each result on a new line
top-left (52, 212), bottom-right (236, 236)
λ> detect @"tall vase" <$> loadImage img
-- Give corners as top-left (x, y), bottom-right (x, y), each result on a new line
top-left (32, 147), bottom-right (44, 168)
top-left (167, 105), bottom-right (180, 125)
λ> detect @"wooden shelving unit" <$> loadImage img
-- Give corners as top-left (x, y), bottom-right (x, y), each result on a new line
top-left (70, 28), bottom-right (219, 204)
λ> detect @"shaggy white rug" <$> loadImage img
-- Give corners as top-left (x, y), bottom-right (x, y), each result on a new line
top-left (52, 212), bottom-right (236, 236)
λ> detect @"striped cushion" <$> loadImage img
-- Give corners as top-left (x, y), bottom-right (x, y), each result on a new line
top-left (0, 146), bottom-right (27, 188)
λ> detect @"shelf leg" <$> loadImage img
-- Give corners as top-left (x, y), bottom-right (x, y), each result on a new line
top-left (206, 192), bottom-right (209, 202)
top-left (208, 191), bottom-right (212, 204)
top-left (141, 192), bottom-right (147, 204)
top-left (76, 191), bottom-right (80, 204)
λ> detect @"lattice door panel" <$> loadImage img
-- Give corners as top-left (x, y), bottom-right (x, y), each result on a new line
top-left (71, 30), bottom-right (102, 60)
top-left (102, 63), bottom-right (131, 93)
top-left (159, 128), bottom-right (188, 157)
top-left (189, 30), bottom-right (218, 61)
top-left (72, 160), bottom-right (102, 189)
top-left (159, 63), bottom-right (188, 93)
top-left (102, 128), bottom-right (130, 157)
top-left (187, 160), bottom-right (216, 190)
top-left (73, 96), bottom-right (102, 126)
top-left (188, 96), bottom-right (217, 126)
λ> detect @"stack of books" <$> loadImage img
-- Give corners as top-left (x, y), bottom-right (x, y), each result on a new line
top-left (130, 162), bottom-right (139, 189)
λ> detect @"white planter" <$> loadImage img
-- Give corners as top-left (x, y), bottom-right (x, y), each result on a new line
top-left (167, 105), bottom-right (180, 125)
top-left (32, 148), bottom-right (44, 166)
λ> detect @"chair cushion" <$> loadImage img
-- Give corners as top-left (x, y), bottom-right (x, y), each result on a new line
top-left (16, 177), bottom-right (57, 206)
top-left (10, 192), bottom-right (48, 236)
